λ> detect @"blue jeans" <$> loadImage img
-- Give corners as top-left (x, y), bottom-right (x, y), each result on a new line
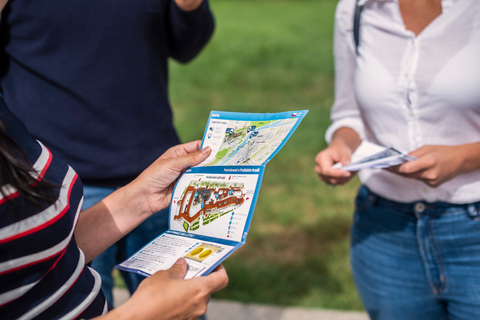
top-left (83, 185), bottom-right (169, 308)
top-left (351, 186), bottom-right (480, 320)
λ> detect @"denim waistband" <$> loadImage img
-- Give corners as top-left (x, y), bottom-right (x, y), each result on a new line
top-left (359, 185), bottom-right (480, 218)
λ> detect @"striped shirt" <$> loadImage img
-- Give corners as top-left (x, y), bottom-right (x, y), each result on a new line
top-left (0, 97), bottom-right (107, 319)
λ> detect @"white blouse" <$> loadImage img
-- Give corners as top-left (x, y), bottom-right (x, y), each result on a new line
top-left (325, 0), bottom-right (480, 203)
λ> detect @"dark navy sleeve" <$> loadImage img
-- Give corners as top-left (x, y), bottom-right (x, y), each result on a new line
top-left (167, 0), bottom-right (215, 63)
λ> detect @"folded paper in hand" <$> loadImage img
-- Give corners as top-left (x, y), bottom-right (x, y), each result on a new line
top-left (333, 141), bottom-right (416, 172)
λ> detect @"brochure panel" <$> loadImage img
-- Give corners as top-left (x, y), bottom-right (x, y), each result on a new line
top-left (170, 166), bottom-right (264, 243)
top-left (199, 110), bottom-right (308, 167)
top-left (117, 110), bottom-right (307, 279)
top-left (117, 232), bottom-right (241, 279)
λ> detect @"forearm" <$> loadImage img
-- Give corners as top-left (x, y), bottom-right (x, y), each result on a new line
top-left (74, 183), bottom-right (155, 262)
top-left (74, 142), bottom-right (209, 262)
top-left (330, 127), bottom-right (362, 153)
top-left (457, 141), bottom-right (480, 174)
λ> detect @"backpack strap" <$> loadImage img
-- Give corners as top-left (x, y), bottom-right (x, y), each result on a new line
top-left (353, 0), bottom-right (364, 55)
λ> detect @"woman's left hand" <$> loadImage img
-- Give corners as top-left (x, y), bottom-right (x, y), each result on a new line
top-left (388, 144), bottom-right (480, 187)
top-left (76, 141), bottom-right (211, 262)
top-left (133, 140), bottom-right (211, 215)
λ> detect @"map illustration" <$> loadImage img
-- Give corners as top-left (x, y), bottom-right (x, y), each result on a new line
top-left (201, 117), bottom-right (299, 166)
top-left (174, 179), bottom-right (246, 233)
top-left (117, 110), bottom-right (307, 280)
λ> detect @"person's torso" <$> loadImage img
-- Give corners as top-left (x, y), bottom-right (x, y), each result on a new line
top-left (0, 0), bottom-right (180, 185)
top-left (341, 0), bottom-right (480, 203)
top-left (0, 96), bottom-right (107, 318)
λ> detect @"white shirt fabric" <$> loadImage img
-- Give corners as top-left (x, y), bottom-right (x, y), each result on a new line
top-left (325, 0), bottom-right (480, 203)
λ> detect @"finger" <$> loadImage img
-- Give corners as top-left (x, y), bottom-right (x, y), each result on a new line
top-left (407, 145), bottom-right (432, 158)
top-left (177, 140), bottom-right (203, 155)
top-left (160, 141), bottom-right (203, 160)
top-left (389, 165), bottom-right (429, 181)
top-left (317, 151), bottom-right (351, 178)
top-left (397, 157), bottom-right (432, 174)
top-left (167, 258), bottom-right (188, 279)
top-left (199, 265), bottom-right (229, 293)
top-left (337, 148), bottom-right (352, 166)
top-left (166, 147), bottom-right (211, 171)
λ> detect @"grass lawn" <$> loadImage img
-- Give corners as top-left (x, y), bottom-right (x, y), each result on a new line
top-left (168, 0), bottom-right (364, 311)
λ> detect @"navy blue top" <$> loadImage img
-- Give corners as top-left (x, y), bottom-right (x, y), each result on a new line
top-left (0, 0), bottom-right (214, 186)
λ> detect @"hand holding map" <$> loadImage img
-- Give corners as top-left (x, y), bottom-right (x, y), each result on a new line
top-left (333, 141), bottom-right (416, 171)
top-left (117, 110), bottom-right (307, 279)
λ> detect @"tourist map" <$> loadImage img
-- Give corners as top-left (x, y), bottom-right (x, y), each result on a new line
top-left (117, 110), bottom-right (307, 279)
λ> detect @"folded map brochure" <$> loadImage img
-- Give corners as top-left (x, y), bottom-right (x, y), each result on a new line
top-left (333, 141), bottom-right (416, 171)
top-left (117, 110), bottom-right (308, 279)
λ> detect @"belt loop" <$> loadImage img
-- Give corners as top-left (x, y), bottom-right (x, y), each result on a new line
top-left (366, 192), bottom-right (378, 207)
top-left (467, 204), bottom-right (480, 221)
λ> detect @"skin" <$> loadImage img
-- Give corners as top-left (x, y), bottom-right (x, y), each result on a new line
top-left (398, 0), bottom-right (442, 36)
top-left (315, 0), bottom-right (480, 188)
top-left (175, 0), bottom-right (204, 12)
top-left (100, 258), bottom-right (228, 320)
top-left (315, 127), bottom-right (361, 186)
top-left (74, 141), bottom-right (230, 319)
top-left (0, 1), bottom-right (226, 319)
top-left (388, 143), bottom-right (480, 188)
top-left (75, 141), bottom-right (211, 261)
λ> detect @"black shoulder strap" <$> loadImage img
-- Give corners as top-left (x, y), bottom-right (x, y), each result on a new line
top-left (353, 0), bottom-right (364, 55)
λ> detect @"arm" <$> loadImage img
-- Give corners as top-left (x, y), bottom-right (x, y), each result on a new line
top-left (315, 0), bottom-right (364, 186)
top-left (168, 0), bottom-right (215, 63)
top-left (74, 141), bottom-right (211, 262)
top-left (94, 258), bottom-right (229, 320)
top-left (388, 142), bottom-right (480, 187)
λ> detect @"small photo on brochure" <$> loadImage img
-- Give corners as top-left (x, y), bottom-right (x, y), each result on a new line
top-left (185, 243), bottom-right (220, 262)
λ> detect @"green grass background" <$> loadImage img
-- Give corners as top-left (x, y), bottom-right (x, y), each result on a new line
top-left (171, 0), bottom-right (362, 311)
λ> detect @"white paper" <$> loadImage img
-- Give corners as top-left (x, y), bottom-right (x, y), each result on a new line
top-left (118, 233), bottom-right (236, 279)
top-left (333, 141), bottom-right (416, 171)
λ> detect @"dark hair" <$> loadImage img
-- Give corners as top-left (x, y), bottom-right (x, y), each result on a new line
top-left (0, 119), bottom-right (57, 207)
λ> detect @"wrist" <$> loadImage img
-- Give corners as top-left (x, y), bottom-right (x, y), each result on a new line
top-left (102, 182), bottom-right (153, 233)
top-left (331, 127), bottom-right (362, 153)
top-left (458, 142), bottom-right (480, 174)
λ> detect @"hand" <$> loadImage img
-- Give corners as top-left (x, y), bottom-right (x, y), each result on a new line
top-left (388, 145), bottom-right (466, 187)
top-left (315, 127), bottom-right (361, 186)
top-left (133, 140), bottom-right (211, 215)
top-left (174, 0), bottom-right (203, 11)
top-left (315, 140), bottom-right (355, 186)
top-left (105, 258), bottom-right (229, 320)
top-left (75, 141), bottom-right (211, 262)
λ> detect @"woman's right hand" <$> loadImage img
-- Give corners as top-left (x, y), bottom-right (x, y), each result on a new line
top-left (105, 258), bottom-right (228, 320)
top-left (315, 128), bottom-right (361, 186)
top-left (315, 143), bottom-right (355, 186)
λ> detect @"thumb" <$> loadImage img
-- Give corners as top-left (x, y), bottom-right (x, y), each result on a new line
top-left (167, 258), bottom-right (188, 279)
top-left (167, 147), bottom-right (211, 172)
top-left (338, 148), bottom-right (352, 165)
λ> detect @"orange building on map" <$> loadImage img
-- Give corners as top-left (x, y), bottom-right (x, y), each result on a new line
top-left (175, 184), bottom-right (245, 224)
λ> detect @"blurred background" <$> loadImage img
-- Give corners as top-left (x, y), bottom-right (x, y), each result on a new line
top-left (122, 0), bottom-right (364, 311)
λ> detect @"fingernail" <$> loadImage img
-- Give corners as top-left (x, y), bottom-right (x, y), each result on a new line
top-left (201, 146), bottom-right (211, 155)
top-left (175, 258), bottom-right (186, 266)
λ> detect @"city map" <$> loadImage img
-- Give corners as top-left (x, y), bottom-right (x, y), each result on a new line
top-left (200, 116), bottom-right (301, 167)
top-left (117, 110), bottom-right (307, 279)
